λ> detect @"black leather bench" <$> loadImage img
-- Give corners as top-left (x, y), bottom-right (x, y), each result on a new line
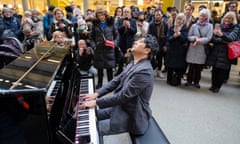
top-left (130, 117), bottom-right (170, 144)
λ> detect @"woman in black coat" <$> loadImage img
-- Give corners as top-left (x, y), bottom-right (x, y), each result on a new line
top-left (206, 11), bottom-right (239, 93)
top-left (90, 8), bottom-right (117, 89)
top-left (166, 13), bottom-right (188, 86)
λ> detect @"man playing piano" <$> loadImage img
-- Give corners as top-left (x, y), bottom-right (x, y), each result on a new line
top-left (80, 34), bottom-right (158, 144)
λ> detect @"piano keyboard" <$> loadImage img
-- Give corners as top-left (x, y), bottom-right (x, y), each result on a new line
top-left (47, 80), bottom-right (61, 97)
top-left (75, 78), bottom-right (99, 144)
top-left (46, 80), bottom-right (61, 106)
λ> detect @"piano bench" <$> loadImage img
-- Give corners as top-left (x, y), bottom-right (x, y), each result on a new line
top-left (130, 117), bottom-right (170, 144)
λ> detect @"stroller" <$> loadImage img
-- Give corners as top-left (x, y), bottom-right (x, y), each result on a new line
top-left (0, 37), bottom-right (24, 69)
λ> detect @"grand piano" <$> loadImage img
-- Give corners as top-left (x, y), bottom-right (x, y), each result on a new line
top-left (0, 41), bottom-right (98, 144)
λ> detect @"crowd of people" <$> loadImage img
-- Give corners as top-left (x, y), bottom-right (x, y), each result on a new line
top-left (0, 2), bottom-right (239, 93)
top-left (1, 1), bottom-right (240, 144)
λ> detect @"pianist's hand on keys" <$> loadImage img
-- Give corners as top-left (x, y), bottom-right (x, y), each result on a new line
top-left (80, 93), bottom-right (99, 101)
top-left (45, 96), bottom-right (55, 112)
top-left (79, 92), bottom-right (100, 110)
top-left (79, 100), bottom-right (96, 110)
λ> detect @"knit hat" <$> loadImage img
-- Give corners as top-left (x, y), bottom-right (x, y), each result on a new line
top-left (2, 7), bottom-right (11, 14)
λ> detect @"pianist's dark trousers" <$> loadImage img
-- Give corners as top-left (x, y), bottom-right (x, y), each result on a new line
top-left (97, 108), bottom-right (128, 144)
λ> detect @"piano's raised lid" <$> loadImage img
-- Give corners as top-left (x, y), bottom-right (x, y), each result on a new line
top-left (0, 41), bottom-right (69, 90)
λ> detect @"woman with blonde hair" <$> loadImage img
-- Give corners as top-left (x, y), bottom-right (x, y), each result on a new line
top-left (49, 7), bottom-right (73, 40)
top-left (206, 11), bottom-right (239, 93)
top-left (166, 13), bottom-right (188, 86)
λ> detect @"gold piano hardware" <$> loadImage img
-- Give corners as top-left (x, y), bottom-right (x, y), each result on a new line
top-left (24, 56), bottom-right (32, 59)
top-left (24, 85), bottom-right (37, 89)
top-left (47, 59), bottom-right (61, 63)
top-left (12, 82), bottom-right (23, 86)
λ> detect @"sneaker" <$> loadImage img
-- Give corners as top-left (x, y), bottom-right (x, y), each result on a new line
top-left (158, 71), bottom-right (165, 79)
top-left (154, 69), bottom-right (159, 77)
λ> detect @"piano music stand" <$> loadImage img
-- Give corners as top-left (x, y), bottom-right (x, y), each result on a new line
top-left (0, 88), bottom-right (52, 144)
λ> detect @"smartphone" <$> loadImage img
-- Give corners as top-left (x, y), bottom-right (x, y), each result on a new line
top-left (215, 23), bottom-right (220, 30)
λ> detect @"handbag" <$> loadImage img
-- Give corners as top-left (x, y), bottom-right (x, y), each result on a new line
top-left (227, 41), bottom-right (240, 59)
top-left (102, 33), bottom-right (115, 48)
top-left (104, 39), bottom-right (115, 48)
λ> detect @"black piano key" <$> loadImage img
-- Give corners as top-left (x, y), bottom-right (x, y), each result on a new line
top-left (78, 110), bottom-right (89, 115)
top-left (79, 115), bottom-right (89, 120)
top-left (77, 122), bottom-right (89, 127)
top-left (77, 128), bottom-right (89, 133)
top-left (78, 135), bottom-right (91, 143)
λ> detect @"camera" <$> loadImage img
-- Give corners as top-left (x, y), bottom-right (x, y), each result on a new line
top-left (124, 17), bottom-right (129, 20)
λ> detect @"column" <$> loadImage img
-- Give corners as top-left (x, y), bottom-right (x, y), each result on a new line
top-left (22, 0), bottom-right (28, 11)
top-left (83, 0), bottom-right (88, 15)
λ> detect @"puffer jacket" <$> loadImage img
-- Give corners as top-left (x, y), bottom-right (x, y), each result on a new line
top-left (206, 24), bottom-right (239, 70)
top-left (90, 17), bottom-right (117, 69)
top-left (186, 23), bottom-right (213, 64)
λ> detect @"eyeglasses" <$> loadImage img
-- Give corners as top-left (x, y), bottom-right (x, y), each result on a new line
top-left (138, 19), bottom-right (144, 22)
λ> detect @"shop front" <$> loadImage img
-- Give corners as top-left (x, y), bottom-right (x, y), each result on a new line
top-left (0, 0), bottom-right (48, 15)
top-left (49, 0), bottom-right (174, 16)
top-left (0, 0), bottom-right (174, 16)
top-left (190, 0), bottom-right (240, 17)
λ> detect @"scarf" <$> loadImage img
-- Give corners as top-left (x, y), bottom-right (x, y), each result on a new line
top-left (197, 18), bottom-right (209, 26)
top-left (221, 24), bottom-right (233, 29)
top-left (100, 22), bottom-right (106, 30)
top-left (155, 20), bottom-right (165, 40)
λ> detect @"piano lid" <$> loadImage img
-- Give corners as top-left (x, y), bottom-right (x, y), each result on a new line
top-left (0, 41), bottom-right (70, 90)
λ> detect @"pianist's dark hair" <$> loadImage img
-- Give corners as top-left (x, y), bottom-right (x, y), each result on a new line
top-left (144, 34), bottom-right (159, 59)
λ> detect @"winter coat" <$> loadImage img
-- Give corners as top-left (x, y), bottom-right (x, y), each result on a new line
top-left (90, 17), bottom-right (117, 69)
top-left (186, 23), bottom-right (213, 64)
top-left (2, 16), bottom-right (22, 41)
top-left (148, 20), bottom-right (168, 52)
top-left (49, 18), bottom-right (73, 39)
top-left (206, 24), bottom-right (239, 70)
top-left (166, 25), bottom-right (188, 69)
top-left (117, 18), bottom-right (137, 54)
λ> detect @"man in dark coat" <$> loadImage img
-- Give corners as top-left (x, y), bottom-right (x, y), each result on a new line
top-left (115, 7), bottom-right (137, 76)
top-left (148, 9), bottom-right (168, 78)
top-left (80, 34), bottom-right (158, 144)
